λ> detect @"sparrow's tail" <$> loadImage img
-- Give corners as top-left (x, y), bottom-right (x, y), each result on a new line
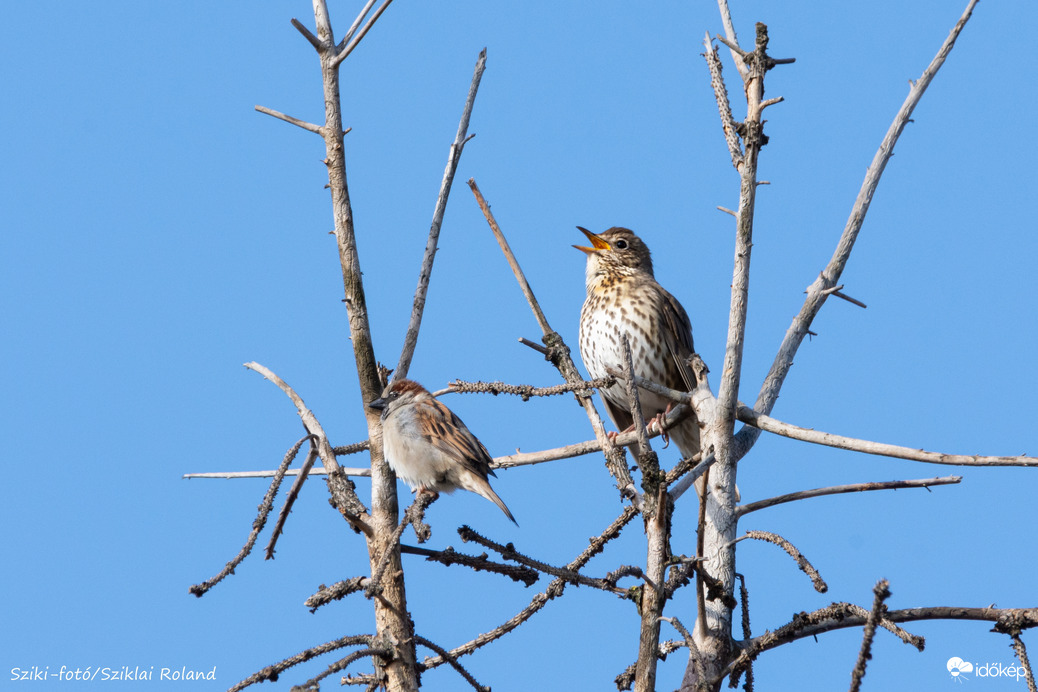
top-left (475, 480), bottom-right (518, 526)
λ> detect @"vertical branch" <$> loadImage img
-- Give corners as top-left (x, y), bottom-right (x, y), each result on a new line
top-left (734, 0), bottom-right (980, 460)
top-left (1010, 633), bottom-right (1037, 692)
top-left (696, 22), bottom-right (777, 681)
top-left (849, 580), bottom-right (890, 692)
top-left (394, 49), bottom-right (487, 381)
top-left (618, 338), bottom-right (670, 692)
top-left (306, 2), bottom-right (416, 689)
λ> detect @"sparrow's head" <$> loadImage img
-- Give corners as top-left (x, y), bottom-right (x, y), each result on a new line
top-left (574, 226), bottom-right (654, 281)
top-left (368, 378), bottom-right (429, 416)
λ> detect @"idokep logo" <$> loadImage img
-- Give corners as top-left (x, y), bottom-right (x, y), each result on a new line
top-left (947, 656), bottom-right (1031, 683)
top-left (947, 657), bottom-right (974, 681)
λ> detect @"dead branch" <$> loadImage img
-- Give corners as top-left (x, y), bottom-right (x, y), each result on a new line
top-left (394, 49), bottom-right (487, 382)
top-left (1008, 633), bottom-right (1038, 692)
top-left (458, 525), bottom-right (629, 595)
top-left (616, 641), bottom-right (690, 691)
top-left (849, 580), bottom-right (891, 692)
top-left (733, 530), bottom-right (827, 593)
top-left (420, 505), bottom-right (639, 670)
top-left (737, 405), bottom-right (1038, 467)
top-left (266, 443), bottom-right (319, 559)
top-left (367, 493), bottom-right (438, 597)
top-left (736, 476), bottom-right (962, 516)
top-left (703, 33), bottom-right (742, 168)
top-left (244, 362), bottom-right (371, 534)
top-left (306, 576), bottom-right (370, 613)
top-left (468, 179), bottom-right (637, 504)
top-left (400, 544), bottom-right (539, 586)
top-left (189, 435), bottom-right (311, 597)
top-left (296, 647), bottom-right (388, 691)
top-left (448, 377), bottom-right (615, 400)
top-left (228, 634), bottom-right (380, 692)
top-left (735, 0), bottom-right (981, 464)
top-left (415, 636), bottom-right (490, 691)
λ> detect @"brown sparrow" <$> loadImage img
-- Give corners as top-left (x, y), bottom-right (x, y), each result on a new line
top-left (368, 379), bottom-right (518, 525)
top-left (576, 226), bottom-right (701, 464)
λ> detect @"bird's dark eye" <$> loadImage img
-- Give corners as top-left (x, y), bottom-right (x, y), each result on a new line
top-left (614, 239), bottom-right (628, 249)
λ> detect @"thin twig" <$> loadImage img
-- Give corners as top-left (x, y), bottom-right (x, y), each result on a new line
top-left (737, 404), bottom-right (1038, 467)
top-left (736, 476), bottom-right (962, 516)
top-left (254, 104), bottom-right (324, 135)
top-left (849, 580), bottom-right (891, 692)
top-left (469, 179), bottom-right (637, 503)
top-left (394, 49), bottom-right (487, 382)
top-left (449, 377), bottom-right (613, 401)
top-left (1009, 633), bottom-right (1038, 692)
top-left (297, 647), bottom-right (387, 691)
top-left (415, 636), bottom-right (490, 691)
top-left (336, 0), bottom-right (377, 51)
top-left (420, 506), bottom-right (639, 670)
top-left (400, 544), bottom-right (539, 586)
top-left (306, 576), bottom-right (370, 612)
top-left (366, 493), bottom-right (438, 597)
top-left (332, 0), bottom-right (395, 68)
top-left (458, 525), bottom-right (630, 594)
top-left (715, 0), bottom-right (748, 75)
top-left (661, 617), bottom-right (706, 686)
top-left (703, 32), bottom-right (743, 168)
top-left (188, 435), bottom-right (310, 597)
top-left (244, 362), bottom-right (370, 533)
top-left (733, 530), bottom-right (827, 593)
top-left (265, 443), bottom-right (319, 560)
top-left (228, 634), bottom-right (377, 692)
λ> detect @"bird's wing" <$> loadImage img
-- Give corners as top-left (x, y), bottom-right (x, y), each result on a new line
top-left (660, 287), bottom-right (697, 393)
top-left (416, 398), bottom-right (495, 479)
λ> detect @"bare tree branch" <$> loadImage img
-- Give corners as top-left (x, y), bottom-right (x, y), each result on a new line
top-left (735, 0), bottom-right (981, 463)
top-left (703, 33), bottom-right (742, 168)
top-left (244, 362), bottom-right (371, 534)
top-left (736, 476), bottom-right (962, 516)
top-left (732, 530), bottom-right (827, 594)
top-left (469, 179), bottom-right (638, 504)
top-left (738, 405), bottom-right (1038, 467)
top-left (254, 104), bottom-right (324, 135)
top-left (458, 525), bottom-right (629, 595)
top-left (367, 493), bottom-right (438, 597)
top-left (331, 0), bottom-right (395, 68)
top-left (394, 49), bottom-right (487, 382)
top-left (1009, 633), bottom-right (1038, 692)
top-left (265, 443), bottom-right (319, 559)
top-left (228, 634), bottom-right (379, 692)
top-left (849, 580), bottom-right (891, 692)
top-left (726, 605), bottom-right (1038, 681)
top-left (400, 544), bottom-right (539, 586)
top-left (420, 505), bottom-right (639, 670)
top-left (306, 576), bottom-right (370, 612)
top-left (415, 636), bottom-right (490, 691)
top-left (188, 435), bottom-right (310, 597)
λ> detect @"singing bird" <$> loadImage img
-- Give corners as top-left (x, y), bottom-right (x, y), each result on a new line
top-left (368, 378), bottom-right (518, 525)
top-left (576, 226), bottom-right (701, 464)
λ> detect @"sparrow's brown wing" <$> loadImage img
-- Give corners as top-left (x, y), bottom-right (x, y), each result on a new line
top-left (416, 398), bottom-right (495, 479)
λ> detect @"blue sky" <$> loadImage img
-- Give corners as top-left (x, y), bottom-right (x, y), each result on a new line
top-left (3, 2), bottom-right (1037, 691)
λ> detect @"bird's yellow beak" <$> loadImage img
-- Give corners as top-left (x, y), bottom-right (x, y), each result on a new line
top-left (573, 226), bottom-right (610, 255)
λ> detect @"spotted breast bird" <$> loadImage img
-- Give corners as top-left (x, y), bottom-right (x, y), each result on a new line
top-left (576, 226), bottom-right (701, 466)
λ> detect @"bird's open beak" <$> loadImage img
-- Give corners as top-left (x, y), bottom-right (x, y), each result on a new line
top-left (573, 226), bottom-right (610, 255)
top-left (368, 397), bottom-right (386, 411)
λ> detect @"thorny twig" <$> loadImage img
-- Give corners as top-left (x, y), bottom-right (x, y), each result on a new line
top-left (189, 435), bottom-right (311, 597)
